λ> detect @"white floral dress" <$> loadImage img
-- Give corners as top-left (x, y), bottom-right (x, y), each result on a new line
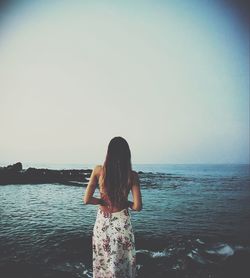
top-left (92, 208), bottom-right (136, 278)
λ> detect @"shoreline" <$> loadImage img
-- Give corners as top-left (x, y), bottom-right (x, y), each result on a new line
top-left (0, 162), bottom-right (92, 186)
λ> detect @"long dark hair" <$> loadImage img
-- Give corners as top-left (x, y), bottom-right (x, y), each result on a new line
top-left (102, 136), bottom-right (132, 208)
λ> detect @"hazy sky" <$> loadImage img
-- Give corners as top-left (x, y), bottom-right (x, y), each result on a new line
top-left (0, 0), bottom-right (249, 165)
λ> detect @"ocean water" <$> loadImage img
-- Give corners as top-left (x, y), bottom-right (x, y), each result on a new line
top-left (0, 164), bottom-right (250, 278)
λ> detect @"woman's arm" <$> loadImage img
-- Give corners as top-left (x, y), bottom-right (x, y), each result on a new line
top-left (128, 171), bottom-right (142, 211)
top-left (83, 165), bottom-right (103, 205)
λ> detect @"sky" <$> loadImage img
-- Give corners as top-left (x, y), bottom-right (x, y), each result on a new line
top-left (0, 0), bottom-right (249, 165)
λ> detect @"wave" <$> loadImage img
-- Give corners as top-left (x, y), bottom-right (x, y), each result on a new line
top-left (134, 239), bottom-right (250, 277)
top-left (136, 239), bottom-right (249, 263)
top-left (136, 249), bottom-right (171, 258)
top-left (205, 243), bottom-right (234, 257)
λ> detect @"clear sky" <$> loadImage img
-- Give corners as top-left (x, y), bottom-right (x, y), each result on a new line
top-left (0, 0), bottom-right (249, 165)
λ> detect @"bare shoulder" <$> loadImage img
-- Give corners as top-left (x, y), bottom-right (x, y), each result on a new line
top-left (95, 164), bottom-right (103, 170)
top-left (94, 164), bottom-right (102, 174)
top-left (131, 170), bottom-right (139, 184)
top-left (131, 170), bottom-right (138, 176)
top-left (93, 165), bottom-right (103, 180)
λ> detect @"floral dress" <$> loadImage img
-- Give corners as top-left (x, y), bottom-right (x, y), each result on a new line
top-left (92, 208), bottom-right (136, 278)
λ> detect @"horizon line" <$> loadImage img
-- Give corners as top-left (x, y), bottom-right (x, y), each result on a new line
top-left (0, 161), bottom-right (249, 167)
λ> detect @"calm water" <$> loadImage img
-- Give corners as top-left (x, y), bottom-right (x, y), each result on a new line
top-left (0, 164), bottom-right (250, 278)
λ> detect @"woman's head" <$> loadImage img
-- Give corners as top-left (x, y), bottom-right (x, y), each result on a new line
top-left (106, 136), bottom-right (131, 165)
top-left (102, 136), bottom-right (132, 208)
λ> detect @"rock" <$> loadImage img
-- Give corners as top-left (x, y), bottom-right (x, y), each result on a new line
top-left (0, 162), bottom-right (89, 186)
top-left (6, 162), bottom-right (22, 171)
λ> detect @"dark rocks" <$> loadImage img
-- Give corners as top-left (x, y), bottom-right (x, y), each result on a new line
top-left (6, 162), bottom-right (22, 171)
top-left (0, 162), bottom-right (91, 186)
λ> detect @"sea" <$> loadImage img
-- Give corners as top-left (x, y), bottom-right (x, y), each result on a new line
top-left (0, 163), bottom-right (250, 278)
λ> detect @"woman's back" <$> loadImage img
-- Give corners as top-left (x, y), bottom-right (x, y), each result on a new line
top-left (97, 165), bottom-right (138, 213)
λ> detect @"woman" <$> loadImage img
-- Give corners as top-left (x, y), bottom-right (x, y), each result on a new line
top-left (83, 136), bottom-right (142, 278)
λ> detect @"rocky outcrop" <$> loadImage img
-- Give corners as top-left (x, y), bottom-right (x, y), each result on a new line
top-left (0, 162), bottom-right (91, 186)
